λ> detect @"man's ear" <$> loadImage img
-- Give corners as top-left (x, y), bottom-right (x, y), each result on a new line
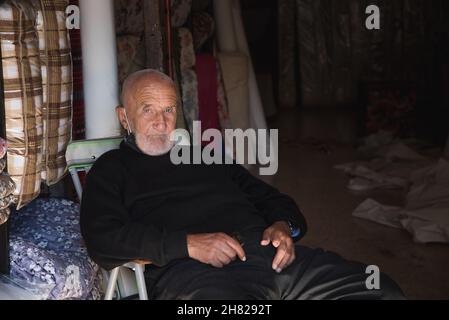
top-left (116, 106), bottom-right (129, 131)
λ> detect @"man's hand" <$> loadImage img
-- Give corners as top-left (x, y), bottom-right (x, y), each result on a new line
top-left (261, 221), bottom-right (295, 273)
top-left (187, 233), bottom-right (246, 268)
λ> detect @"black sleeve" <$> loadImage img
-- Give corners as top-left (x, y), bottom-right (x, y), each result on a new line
top-left (227, 164), bottom-right (307, 240)
top-left (80, 154), bottom-right (188, 270)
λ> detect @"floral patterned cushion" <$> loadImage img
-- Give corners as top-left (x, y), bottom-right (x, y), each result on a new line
top-left (171, 0), bottom-right (192, 27)
top-left (8, 198), bottom-right (102, 300)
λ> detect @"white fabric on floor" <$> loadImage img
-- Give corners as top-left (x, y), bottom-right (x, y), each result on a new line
top-left (338, 132), bottom-right (449, 243)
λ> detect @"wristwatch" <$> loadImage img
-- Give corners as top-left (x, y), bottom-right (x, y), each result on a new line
top-left (286, 221), bottom-right (301, 238)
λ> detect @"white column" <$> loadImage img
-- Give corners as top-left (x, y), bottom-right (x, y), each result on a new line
top-left (79, 0), bottom-right (121, 139)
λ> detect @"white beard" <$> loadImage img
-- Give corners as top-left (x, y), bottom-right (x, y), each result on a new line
top-left (135, 133), bottom-right (174, 156)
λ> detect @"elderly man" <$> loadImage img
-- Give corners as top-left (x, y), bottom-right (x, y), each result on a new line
top-left (80, 69), bottom-right (404, 300)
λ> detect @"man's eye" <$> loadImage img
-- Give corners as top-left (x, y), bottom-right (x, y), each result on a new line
top-left (165, 107), bottom-right (174, 113)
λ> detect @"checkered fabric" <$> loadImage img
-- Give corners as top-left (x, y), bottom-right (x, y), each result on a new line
top-left (34, 0), bottom-right (72, 186)
top-left (0, 0), bottom-right (43, 209)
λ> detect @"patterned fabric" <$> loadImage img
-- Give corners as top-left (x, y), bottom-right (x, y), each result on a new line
top-left (0, 208), bottom-right (10, 226)
top-left (116, 35), bottom-right (146, 86)
top-left (0, 194), bottom-right (15, 210)
top-left (171, 0), bottom-right (192, 28)
top-left (114, 0), bottom-right (144, 35)
top-left (172, 58), bottom-right (187, 131)
top-left (0, 173), bottom-right (15, 198)
top-left (0, 159), bottom-right (6, 173)
top-left (178, 28), bottom-right (195, 72)
top-left (9, 198), bottom-right (103, 300)
top-left (0, 137), bottom-right (7, 158)
top-left (181, 69), bottom-right (199, 135)
top-left (0, 0), bottom-right (43, 209)
top-left (192, 12), bottom-right (215, 51)
top-left (34, 0), bottom-right (73, 186)
top-left (68, 0), bottom-right (84, 140)
top-left (192, 0), bottom-right (210, 12)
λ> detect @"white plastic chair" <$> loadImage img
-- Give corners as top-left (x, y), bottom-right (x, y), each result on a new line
top-left (66, 137), bottom-right (149, 300)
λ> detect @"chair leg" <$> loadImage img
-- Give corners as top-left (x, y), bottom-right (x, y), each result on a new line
top-left (105, 267), bottom-right (120, 300)
top-left (134, 264), bottom-right (148, 300)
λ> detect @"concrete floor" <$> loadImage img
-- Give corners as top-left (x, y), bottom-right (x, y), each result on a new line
top-left (261, 108), bottom-right (449, 300)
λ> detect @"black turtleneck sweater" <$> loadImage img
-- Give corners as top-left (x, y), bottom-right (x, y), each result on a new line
top-left (80, 141), bottom-right (307, 270)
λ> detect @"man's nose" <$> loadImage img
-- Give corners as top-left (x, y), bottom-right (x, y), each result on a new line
top-left (152, 112), bottom-right (167, 132)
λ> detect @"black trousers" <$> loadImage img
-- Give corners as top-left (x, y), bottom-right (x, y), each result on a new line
top-left (145, 229), bottom-right (405, 300)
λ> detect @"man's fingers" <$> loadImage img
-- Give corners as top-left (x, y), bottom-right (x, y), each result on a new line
top-left (272, 243), bottom-right (287, 272)
top-left (211, 260), bottom-right (224, 268)
top-left (260, 229), bottom-right (272, 246)
top-left (277, 248), bottom-right (293, 271)
top-left (223, 235), bottom-right (246, 261)
top-left (216, 252), bottom-right (231, 266)
top-left (219, 240), bottom-right (240, 261)
top-left (272, 231), bottom-right (287, 248)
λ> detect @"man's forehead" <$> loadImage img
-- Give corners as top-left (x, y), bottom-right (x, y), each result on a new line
top-left (133, 86), bottom-right (176, 101)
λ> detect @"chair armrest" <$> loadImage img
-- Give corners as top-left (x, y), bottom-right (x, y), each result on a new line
top-left (133, 260), bottom-right (152, 265)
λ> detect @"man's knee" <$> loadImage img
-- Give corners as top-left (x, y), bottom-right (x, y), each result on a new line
top-left (188, 286), bottom-right (248, 300)
top-left (376, 273), bottom-right (406, 300)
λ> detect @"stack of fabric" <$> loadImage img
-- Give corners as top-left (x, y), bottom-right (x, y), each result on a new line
top-left (173, 0), bottom-right (232, 140)
top-left (68, 0), bottom-right (85, 140)
top-left (0, 0), bottom-right (73, 209)
top-left (0, 0), bottom-right (44, 210)
top-left (0, 138), bottom-right (15, 226)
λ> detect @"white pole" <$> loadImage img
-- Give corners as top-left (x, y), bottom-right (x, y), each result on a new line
top-left (79, 0), bottom-right (121, 139)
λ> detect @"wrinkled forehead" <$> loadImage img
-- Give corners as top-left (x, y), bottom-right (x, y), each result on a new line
top-left (122, 75), bottom-right (177, 109)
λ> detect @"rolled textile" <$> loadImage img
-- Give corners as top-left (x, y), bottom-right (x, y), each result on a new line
top-left (192, 11), bottom-right (215, 52)
top-left (0, 194), bottom-right (15, 211)
top-left (114, 0), bottom-right (144, 35)
top-left (181, 68), bottom-right (199, 135)
top-left (0, 0), bottom-right (43, 209)
top-left (116, 34), bottom-right (146, 85)
top-left (0, 208), bottom-right (10, 226)
top-left (172, 56), bottom-right (187, 130)
top-left (217, 52), bottom-right (249, 132)
top-left (230, 0), bottom-right (268, 132)
top-left (68, 0), bottom-right (85, 140)
top-left (0, 174), bottom-right (15, 199)
top-left (171, 0), bottom-right (192, 28)
top-left (216, 60), bottom-right (232, 132)
top-left (195, 54), bottom-right (219, 137)
top-left (213, 0), bottom-right (237, 52)
top-left (178, 28), bottom-right (196, 72)
top-left (0, 137), bottom-right (7, 159)
top-left (230, 0), bottom-right (272, 162)
top-left (34, 0), bottom-right (73, 186)
top-left (0, 160), bottom-right (6, 173)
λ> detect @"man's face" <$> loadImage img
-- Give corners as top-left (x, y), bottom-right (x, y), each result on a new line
top-left (119, 80), bottom-right (178, 156)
